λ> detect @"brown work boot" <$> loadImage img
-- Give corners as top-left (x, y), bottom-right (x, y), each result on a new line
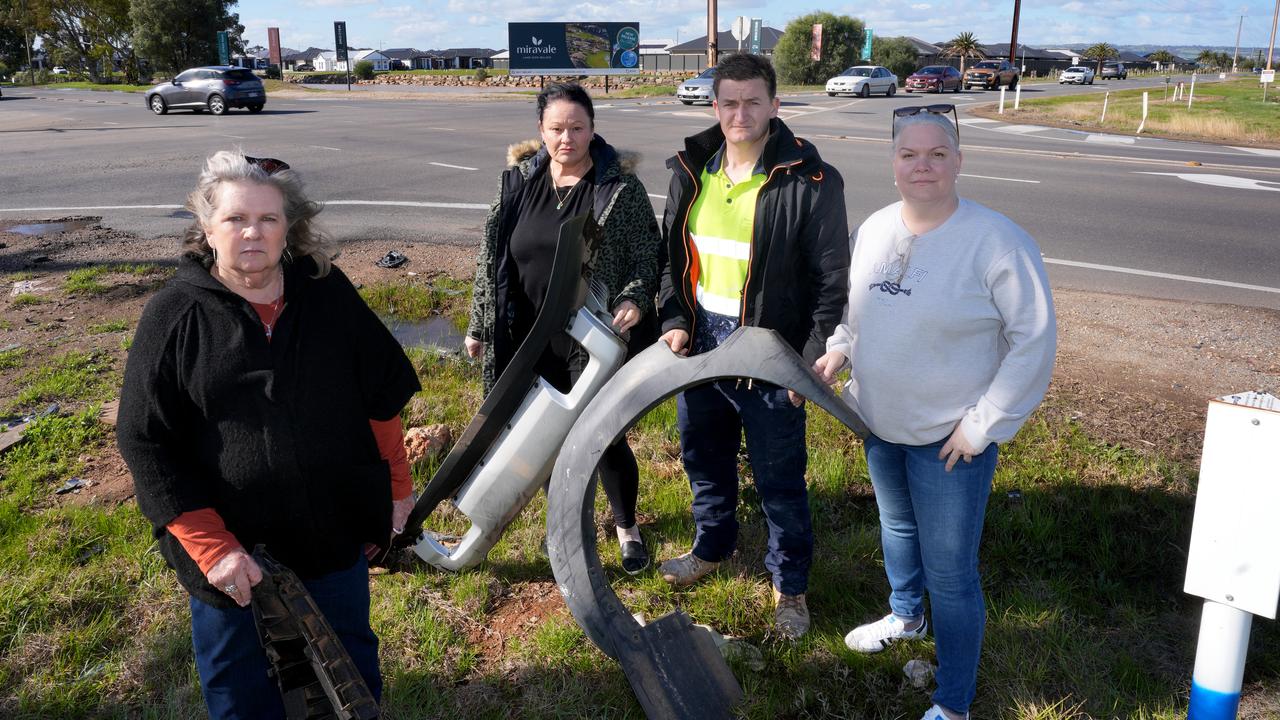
top-left (659, 551), bottom-right (719, 587)
top-left (773, 588), bottom-right (810, 639)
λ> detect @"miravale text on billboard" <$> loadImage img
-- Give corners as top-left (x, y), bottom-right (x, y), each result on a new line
top-left (508, 22), bottom-right (641, 76)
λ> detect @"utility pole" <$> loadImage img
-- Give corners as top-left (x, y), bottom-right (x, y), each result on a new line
top-left (21, 0), bottom-right (34, 85)
top-left (706, 0), bottom-right (718, 68)
top-left (1008, 0), bottom-right (1021, 63)
top-left (1232, 15), bottom-right (1243, 72)
top-left (1269, 0), bottom-right (1279, 72)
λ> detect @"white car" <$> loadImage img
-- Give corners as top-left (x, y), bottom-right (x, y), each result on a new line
top-left (676, 67), bottom-right (715, 105)
top-left (1059, 66), bottom-right (1095, 85)
top-left (51, 66), bottom-right (70, 75)
top-left (825, 65), bottom-right (898, 97)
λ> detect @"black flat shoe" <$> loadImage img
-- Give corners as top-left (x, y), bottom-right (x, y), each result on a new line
top-left (620, 540), bottom-right (650, 575)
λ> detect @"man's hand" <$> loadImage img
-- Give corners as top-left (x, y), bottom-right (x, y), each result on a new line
top-left (812, 350), bottom-right (847, 384)
top-left (787, 390), bottom-right (804, 407)
top-left (391, 495), bottom-right (413, 535)
top-left (611, 300), bottom-right (641, 333)
top-left (939, 422), bottom-right (983, 472)
top-left (207, 548), bottom-right (264, 608)
top-left (463, 336), bottom-right (484, 359)
top-left (660, 329), bottom-right (690, 356)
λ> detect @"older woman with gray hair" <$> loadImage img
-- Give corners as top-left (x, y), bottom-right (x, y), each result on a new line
top-left (814, 105), bottom-right (1056, 720)
top-left (117, 150), bottom-right (420, 718)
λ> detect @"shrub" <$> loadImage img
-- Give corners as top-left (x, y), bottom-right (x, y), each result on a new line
top-left (774, 12), bottom-right (865, 85)
top-left (265, 64), bottom-right (281, 80)
top-left (354, 60), bottom-right (375, 80)
top-left (872, 36), bottom-right (919, 83)
top-left (474, 67), bottom-right (489, 81)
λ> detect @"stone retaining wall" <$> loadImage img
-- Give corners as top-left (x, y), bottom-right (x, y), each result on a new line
top-left (285, 72), bottom-right (687, 88)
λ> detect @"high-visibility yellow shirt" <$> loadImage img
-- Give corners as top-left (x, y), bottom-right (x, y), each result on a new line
top-left (688, 148), bottom-right (765, 319)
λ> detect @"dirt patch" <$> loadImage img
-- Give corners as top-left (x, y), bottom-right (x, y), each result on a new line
top-left (63, 443), bottom-right (135, 507)
top-left (468, 580), bottom-right (568, 663)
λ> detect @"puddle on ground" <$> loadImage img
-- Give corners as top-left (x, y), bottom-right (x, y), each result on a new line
top-left (384, 316), bottom-right (465, 351)
top-left (1, 220), bottom-right (96, 236)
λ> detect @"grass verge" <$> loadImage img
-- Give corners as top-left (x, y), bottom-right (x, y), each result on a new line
top-left (989, 77), bottom-right (1280, 146)
top-left (32, 81), bottom-right (151, 93)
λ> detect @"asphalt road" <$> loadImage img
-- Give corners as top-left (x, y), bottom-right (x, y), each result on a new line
top-left (2, 75), bottom-right (1277, 309)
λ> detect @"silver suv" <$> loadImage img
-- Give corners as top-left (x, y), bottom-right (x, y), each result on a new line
top-left (145, 66), bottom-right (266, 115)
top-left (1100, 62), bottom-right (1127, 80)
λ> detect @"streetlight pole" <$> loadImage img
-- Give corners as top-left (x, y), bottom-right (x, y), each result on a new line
top-left (1232, 15), bottom-right (1243, 72)
top-left (706, 0), bottom-right (718, 68)
top-left (1268, 0), bottom-right (1279, 72)
top-left (1008, 0), bottom-right (1021, 63)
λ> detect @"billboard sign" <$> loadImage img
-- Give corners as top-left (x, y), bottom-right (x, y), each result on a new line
top-left (334, 21), bottom-right (348, 63)
top-left (862, 28), bottom-right (873, 61)
top-left (811, 24), bottom-right (822, 62)
top-left (217, 31), bottom-right (229, 66)
top-left (750, 18), bottom-right (762, 54)
top-left (268, 27), bottom-right (282, 67)
top-left (508, 22), bottom-right (641, 76)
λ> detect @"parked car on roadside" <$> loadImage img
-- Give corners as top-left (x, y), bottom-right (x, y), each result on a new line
top-left (1101, 62), bottom-right (1127, 80)
top-left (294, 63), bottom-right (314, 72)
top-left (905, 65), bottom-right (962, 93)
top-left (964, 59), bottom-right (1019, 90)
top-left (1059, 66), bottom-right (1095, 84)
top-left (825, 65), bottom-right (898, 97)
top-left (676, 67), bottom-right (715, 105)
top-left (145, 66), bottom-right (266, 115)
top-left (51, 66), bottom-right (69, 75)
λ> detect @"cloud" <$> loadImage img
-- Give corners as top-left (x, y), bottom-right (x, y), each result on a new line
top-left (299, 0), bottom-right (377, 7)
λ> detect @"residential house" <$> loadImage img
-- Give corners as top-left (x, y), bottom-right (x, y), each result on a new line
top-left (432, 48), bottom-right (499, 69)
top-left (665, 27), bottom-right (784, 71)
top-left (350, 49), bottom-right (391, 71)
top-left (382, 47), bottom-right (440, 70)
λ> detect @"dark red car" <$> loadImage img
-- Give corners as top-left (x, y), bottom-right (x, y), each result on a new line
top-left (904, 65), bottom-right (962, 93)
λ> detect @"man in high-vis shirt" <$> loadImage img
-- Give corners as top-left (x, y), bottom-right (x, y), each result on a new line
top-left (655, 53), bottom-right (850, 639)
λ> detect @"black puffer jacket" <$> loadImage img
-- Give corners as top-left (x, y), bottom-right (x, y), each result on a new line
top-left (657, 118), bottom-right (850, 364)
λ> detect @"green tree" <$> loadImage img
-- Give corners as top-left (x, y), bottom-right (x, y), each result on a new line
top-left (353, 58), bottom-right (373, 80)
top-left (1148, 49), bottom-right (1176, 71)
top-left (1083, 42), bottom-right (1118, 75)
top-left (26, 0), bottom-right (134, 83)
top-left (130, 0), bottom-right (243, 74)
top-left (773, 12), bottom-right (864, 85)
top-left (943, 31), bottom-right (984, 74)
top-left (872, 36), bottom-right (918, 83)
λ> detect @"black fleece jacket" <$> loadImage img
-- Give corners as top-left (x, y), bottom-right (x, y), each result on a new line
top-left (657, 118), bottom-right (850, 364)
top-left (117, 255), bottom-right (419, 608)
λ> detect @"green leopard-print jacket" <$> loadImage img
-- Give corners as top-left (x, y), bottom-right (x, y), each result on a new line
top-left (466, 135), bottom-right (661, 393)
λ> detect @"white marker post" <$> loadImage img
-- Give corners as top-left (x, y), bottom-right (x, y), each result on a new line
top-left (1100, 91), bottom-right (1109, 123)
top-left (998, 86), bottom-right (1007, 114)
top-left (1014, 83), bottom-right (1022, 110)
top-left (1188, 73), bottom-right (1197, 109)
top-left (1136, 91), bottom-right (1148, 134)
top-left (1184, 391), bottom-right (1280, 720)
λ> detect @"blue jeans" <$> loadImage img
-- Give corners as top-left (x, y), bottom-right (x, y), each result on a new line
top-left (677, 380), bottom-right (812, 595)
top-left (864, 432), bottom-right (997, 715)
top-left (190, 554), bottom-right (382, 720)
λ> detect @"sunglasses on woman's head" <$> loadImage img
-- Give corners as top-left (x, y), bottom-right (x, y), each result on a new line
top-left (245, 156), bottom-right (290, 175)
top-left (892, 104), bottom-right (959, 141)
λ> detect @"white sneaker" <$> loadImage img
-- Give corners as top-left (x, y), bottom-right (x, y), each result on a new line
top-left (920, 703), bottom-right (969, 720)
top-left (844, 613), bottom-right (927, 653)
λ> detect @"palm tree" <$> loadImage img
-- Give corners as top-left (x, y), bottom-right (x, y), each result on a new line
top-left (1083, 42), bottom-right (1118, 76)
top-left (1195, 49), bottom-right (1220, 70)
top-left (1148, 49), bottom-right (1176, 71)
top-left (944, 32), bottom-right (984, 74)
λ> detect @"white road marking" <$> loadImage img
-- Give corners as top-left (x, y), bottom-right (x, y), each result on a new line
top-left (324, 200), bottom-right (489, 210)
top-left (103, 121), bottom-right (119, 125)
top-left (959, 118), bottom-right (999, 124)
top-left (994, 124), bottom-right (1054, 134)
top-left (308, 145), bottom-right (343, 151)
top-left (221, 134), bottom-right (246, 139)
top-left (1134, 172), bottom-right (1280, 192)
top-left (427, 127), bottom-right (456, 131)
top-left (959, 173), bottom-right (1040, 184)
top-left (428, 161), bottom-right (478, 171)
top-left (1230, 146), bottom-right (1280, 158)
top-left (667, 110), bottom-right (713, 118)
top-left (1085, 134), bottom-right (1135, 145)
top-left (784, 98), bottom-right (863, 119)
top-left (1044, 257), bottom-right (1280, 295)
top-left (619, 108), bottom-right (639, 112)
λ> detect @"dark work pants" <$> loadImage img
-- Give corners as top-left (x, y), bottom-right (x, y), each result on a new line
top-left (189, 554), bottom-right (382, 720)
top-left (677, 380), bottom-right (812, 595)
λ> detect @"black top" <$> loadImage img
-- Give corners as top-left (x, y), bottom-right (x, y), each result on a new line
top-left (117, 255), bottom-right (420, 608)
top-left (509, 166), bottom-right (596, 328)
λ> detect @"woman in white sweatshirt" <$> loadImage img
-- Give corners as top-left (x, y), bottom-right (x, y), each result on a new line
top-left (814, 106), bottom-right (1056, 720)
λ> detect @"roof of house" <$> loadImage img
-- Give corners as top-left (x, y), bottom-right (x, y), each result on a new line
top-left (382, 47), bottom-right (434, 60)
top-left (284, 47), bottom-right (328, 61)
top-left (667, 27), bottom-right (784, 55)
top-left (426, 48), bottom-right (500, 59)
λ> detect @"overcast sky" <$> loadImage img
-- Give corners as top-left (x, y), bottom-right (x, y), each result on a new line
top-left (240, 0), bottom-right (1279, 52)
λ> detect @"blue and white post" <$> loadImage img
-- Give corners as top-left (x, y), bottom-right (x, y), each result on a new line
top-left (1184, 391), bottom-right (1280, 720)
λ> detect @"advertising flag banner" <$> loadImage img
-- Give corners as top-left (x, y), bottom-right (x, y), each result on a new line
top-left (334, 21), bottom-right (348, 63)
top-left (750, 19), bottom-right (762, 54)
top-left (508, 22), bottom-right (641, 76)
top-left (217, 31), bottom-right (229, 66)
top-left (268, 27), bottom-right (282, 67)
top-left (862, 28), bottom-right (873, 61)
top-left (811, 24), bottom-right (823, 62)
